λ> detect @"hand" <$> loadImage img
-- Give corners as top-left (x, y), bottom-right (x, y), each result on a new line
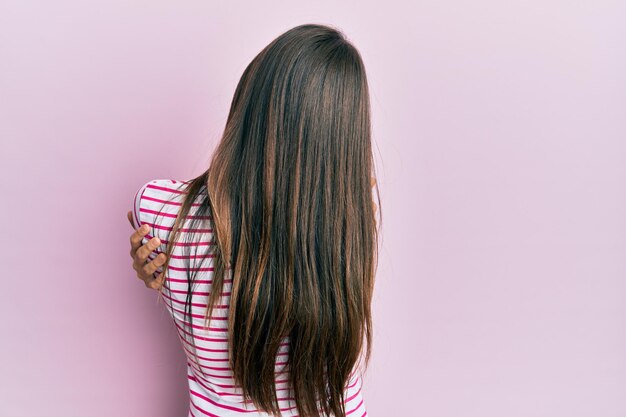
top-left (127, 210), bottom-right (167, 290)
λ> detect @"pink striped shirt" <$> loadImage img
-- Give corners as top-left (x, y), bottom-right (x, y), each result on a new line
top-left (132, 178), bottom-right (368, 417)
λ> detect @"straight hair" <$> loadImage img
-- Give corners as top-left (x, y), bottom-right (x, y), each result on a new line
top-left (155, 23), bottom-right (381, 417)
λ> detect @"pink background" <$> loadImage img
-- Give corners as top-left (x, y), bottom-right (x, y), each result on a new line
top-left (1, 1), bottom-right (625, 416)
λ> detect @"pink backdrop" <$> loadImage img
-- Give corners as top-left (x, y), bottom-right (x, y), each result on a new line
top-left (1, 1), bottom-right (625, 416)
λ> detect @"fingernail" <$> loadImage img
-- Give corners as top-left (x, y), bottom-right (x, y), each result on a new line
top-left (142, 224), bottom-right (149, 232)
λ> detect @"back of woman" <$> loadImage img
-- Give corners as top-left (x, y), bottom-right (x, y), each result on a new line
top-left (131, 23), bottom-right (380, 417)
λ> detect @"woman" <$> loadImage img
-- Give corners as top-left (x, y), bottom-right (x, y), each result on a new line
top-left (126, 23), bottom-right (381, 417)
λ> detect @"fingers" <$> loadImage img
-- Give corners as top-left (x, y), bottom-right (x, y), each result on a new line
top-left (140, 252), bottom-right (167, 278)
top-left (136, 236), bottom-right (161, 261)
top-left (128, 222), bottom-right (168, 291)
top-left (129, 224), bottom-right (151, 255)
top-left (140, 254), bottom-right (167, 290)
top-left (134, 252), bottom-right (168, 290)
top-left (132, 235), bottom-right (162, 269)
top-left (146, 270), bottom-right (166, 290)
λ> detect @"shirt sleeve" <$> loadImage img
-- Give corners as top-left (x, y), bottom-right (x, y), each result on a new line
top-left (131, 180), bottom-right (152, 231)
top-left (131, 178), bottom-right (185, 258)
top-left (130, 179), bottom-right (167, 268)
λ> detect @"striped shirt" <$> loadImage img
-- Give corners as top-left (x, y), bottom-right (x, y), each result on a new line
top-left (131, 178), bottom-right (368, 417)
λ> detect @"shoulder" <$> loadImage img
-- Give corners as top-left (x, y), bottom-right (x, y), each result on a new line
top-left (132, 179), bottom-right (188, 223)
top-left (131, 178), bottom-right (190, 250)
top-left (134, 178), bottom-right (188, 200)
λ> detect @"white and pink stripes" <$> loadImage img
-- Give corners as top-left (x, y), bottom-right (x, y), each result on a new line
top-left (132, 179), bottom-right (368, 417)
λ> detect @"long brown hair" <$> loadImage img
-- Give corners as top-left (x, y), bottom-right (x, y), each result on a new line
top-left (156, 23), bottom-right (381, 417)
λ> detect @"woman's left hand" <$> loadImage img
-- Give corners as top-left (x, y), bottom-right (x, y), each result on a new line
top-left (127, 211), bottom-right (167, 290)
